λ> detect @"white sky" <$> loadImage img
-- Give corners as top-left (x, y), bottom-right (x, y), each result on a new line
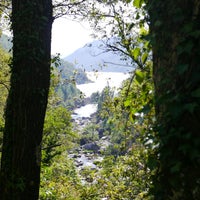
top-left (51, 17), bottom-right (93, 58)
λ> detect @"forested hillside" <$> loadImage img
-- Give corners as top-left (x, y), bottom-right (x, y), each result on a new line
top-left (0, 34), bottom-right (90, 109)
top-left (54, 59), bottom-right (90, 108)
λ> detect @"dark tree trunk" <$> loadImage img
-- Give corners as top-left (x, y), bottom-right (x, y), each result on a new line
top-left (0, 0), bottom-right (53, 199)
top-left (147, 0), bottom-right (200, 199)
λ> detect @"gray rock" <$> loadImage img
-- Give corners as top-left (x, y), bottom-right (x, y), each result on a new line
top-left (80, 138), bottom-right (90, 146)
top-left (83, 142), bottom-right (100, 152)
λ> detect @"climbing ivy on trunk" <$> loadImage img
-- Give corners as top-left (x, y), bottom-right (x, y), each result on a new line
top-left (147, 0), bottom-right (200, 199)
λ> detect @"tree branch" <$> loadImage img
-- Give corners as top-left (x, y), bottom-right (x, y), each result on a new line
top-left (0, 81), bottom-right (9, 91)
top-left (53, 0), bottom-right (87, 19)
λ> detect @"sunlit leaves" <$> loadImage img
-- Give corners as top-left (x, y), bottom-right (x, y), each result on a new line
top-left (135, 69), bottom-right (144, 84)
top-left (141, 52), bottom-right (148, 64)
top-left (0, 45), bottom-right (10, 147)
top-left (42, 105), bottom-right (76, 165)
top-left (93, 146), bottom-right (152, 199)
top-left (40, 153), bottom-right (81, 200)
top-left (133, 0), bottom-right (145, 8)
top-left (131, 47), bottom-right (140, 60)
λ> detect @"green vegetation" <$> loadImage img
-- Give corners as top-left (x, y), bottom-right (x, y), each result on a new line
top-left (0, 44), bottom-right (10, 150)
top-left (38, 64), bottom-right (155, 199)
top-left (0, 0), bottom-right (199, 199)
top-left (40, 153), bottom-right (81, 200)
top-left (54, 59), bottom-right (90, 109)
top-left (42, 106), bottom-right (75, 165)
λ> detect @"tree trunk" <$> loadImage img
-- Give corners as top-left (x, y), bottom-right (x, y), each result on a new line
top-left (148, 0), bottom-right (200, 199)
top-left (0, 0), bottom-right (53, 199)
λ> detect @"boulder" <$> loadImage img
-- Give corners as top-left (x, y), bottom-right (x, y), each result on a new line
top-left (80, 138), bottom-right (90, 146)
top-left (83, 142), bottom-right (100, 153)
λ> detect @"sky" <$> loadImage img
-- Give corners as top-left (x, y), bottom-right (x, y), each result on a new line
top-left (1, 16), bottom-right (93, 58)
top-left (51, 17), bottom-right (94, 58)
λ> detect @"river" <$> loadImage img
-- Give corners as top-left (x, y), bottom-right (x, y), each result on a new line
top-left (71, 72), bottom-right (129, 187)
top-left (73, 72), bottom-right (130, 118)
top-left (77, 72), bottom-right (130, 97)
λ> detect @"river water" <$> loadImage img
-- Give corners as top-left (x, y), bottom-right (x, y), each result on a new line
top-left (77, 72), bottom-right (130, 97)
top-left (73, 104), bottom-right (98, 118)
top-left (71, 72), bottom-right (129, 187)
top-left (73, 72), bottom-right (130, 118)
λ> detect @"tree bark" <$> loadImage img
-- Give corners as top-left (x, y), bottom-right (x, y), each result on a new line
top-left (148, 0), bottom-right (200, 199)
top-left (0, 0), bottom-right (53, 199)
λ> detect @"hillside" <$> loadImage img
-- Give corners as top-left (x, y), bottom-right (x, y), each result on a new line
top-left (54, 59), bottom-right (91, 108)
top-left (64, 39), bottom-right (134, 73)
top-left (0, 35), bottom-right (89, 109)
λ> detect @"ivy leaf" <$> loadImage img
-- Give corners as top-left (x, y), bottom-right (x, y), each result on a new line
top-left (147, 156), bottom-right (158, 170)
top-left (176, 64), bottom-right (188, 74)
top-left (141, 104), bottom-right (151, 114)
top-left (170, 162), bottom-right (181, 173)
top-left (184, 41), bottom-right (194, 53)
top-left (191, 88), bottom-right (200, 98)
top-left (154, 20), bottom-right (162, 27)
top-left (190, 30), bottom-right (200, 38)
top-left (184, 103), bottom-right (197, 113)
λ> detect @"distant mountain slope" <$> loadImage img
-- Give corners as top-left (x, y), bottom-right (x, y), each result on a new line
top-left (64, 40), bottom-right (134, 73)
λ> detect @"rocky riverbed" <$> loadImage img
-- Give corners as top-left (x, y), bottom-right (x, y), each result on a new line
top-left (69, 108), bottom-right (111, 182)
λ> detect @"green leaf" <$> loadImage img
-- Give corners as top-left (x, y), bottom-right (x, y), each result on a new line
top-left (147, 156), bottom-right (158, 170)
top-left (154, 20), bottom-right (162, 27)
top-left (135, 69), bottom-right (144, 84)
top-left (141, 104), bottom-right (151, 114)
top-left (170, 162), bottom-right (181, 173)
top-left (131, 47), bottom-right (140, 60)
top-left (184, 103), bottom-right (197, 113)
top-left (124, 99), bottom-right (131, 107)
top-left (133, 0), bottom-right (144, 8)
top-left (140, 27), bottom-right (148, 36)
top-left (141, 53), bottom-right (148, 64)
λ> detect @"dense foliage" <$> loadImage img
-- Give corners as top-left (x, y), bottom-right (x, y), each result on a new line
top-left (0, 44), bottom-right (10, 150)
top-left (39, 73), bottom-right (155, 199)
